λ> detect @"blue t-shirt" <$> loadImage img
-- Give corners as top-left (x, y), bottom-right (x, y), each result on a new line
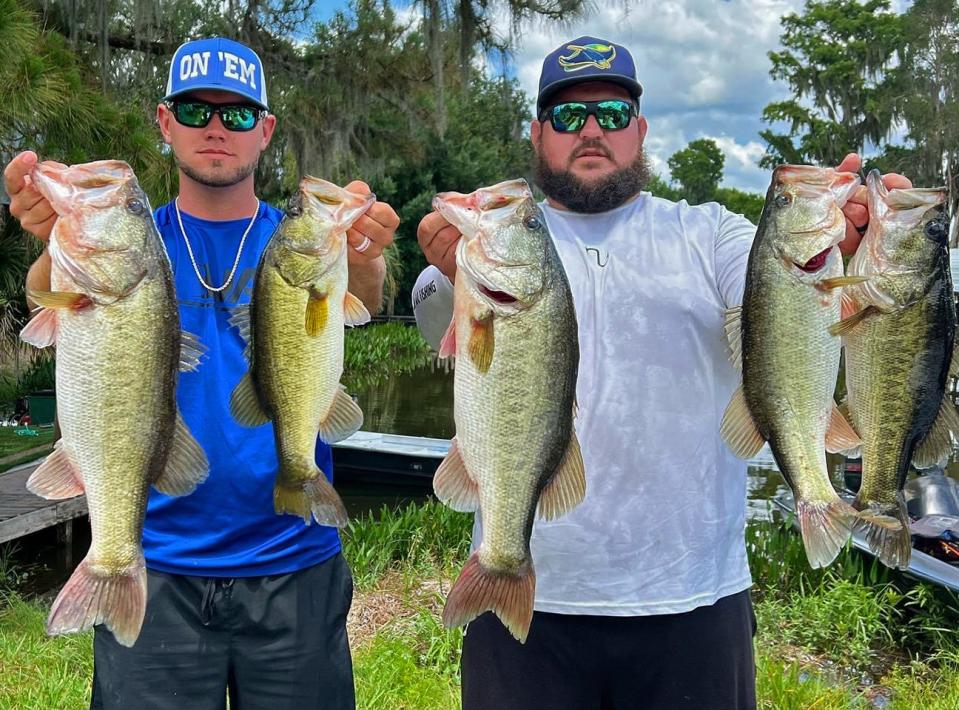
top-left (143, 202), bottom-right (341, 577)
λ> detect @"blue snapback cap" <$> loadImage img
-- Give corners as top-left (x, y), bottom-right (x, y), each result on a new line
top-left (164, 37), bottom-right (269, 109)
top-left (536, 36), bottom-right (642, 115)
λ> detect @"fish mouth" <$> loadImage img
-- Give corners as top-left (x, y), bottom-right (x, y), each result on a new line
top-left (478, 284), bottom-right (519, 305)
top-left (795, 247), bottom-right (832, 273)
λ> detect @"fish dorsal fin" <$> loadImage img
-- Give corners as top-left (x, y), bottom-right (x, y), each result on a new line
top-left (724, 306), bottom-right (742, 371)
top-left (230, 371), bottom-right (270, 427)
top-left (720, 384), bottom-right (765, 459)
top-left (433, 437), bottom-right (479, 512)
top-left (317, 387), bottom-right (364, 443)
top-left (26, 441), bottom-right (84, 500)
top-left (153, 412), bottom-right (210, 496)
top-left (537, 431), bottom-right (586, 521)
top-left (468, 314), bottom-right (494, 373)
top-left (306, 291), bottom-right (328, 336)
top-left (228, 304), bottom-right (254, 362)
top-left (825, 402), bottom-right (861, 453)
top-left (179, 331), bottom-right (206, 372)
top-left (913, 399), bottom-right (959, 469)
top-left (20, 308), bottom-right (60, 348)
top-left (343, 291), bottom-right (371, 327)
top-left (438, 319), bottom-right (457, 358)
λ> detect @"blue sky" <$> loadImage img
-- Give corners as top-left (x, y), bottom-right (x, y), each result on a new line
top-left (310, 1), bottom-right (911, 194)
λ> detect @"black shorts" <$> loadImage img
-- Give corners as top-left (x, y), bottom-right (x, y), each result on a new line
top-left (90, 554), bottom-right (354, 710)
top-left (462, 589), bottom-right (757, 710)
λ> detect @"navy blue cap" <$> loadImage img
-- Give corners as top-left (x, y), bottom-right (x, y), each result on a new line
top-left (164, 37), bottom-right (268, 109)
top-left (536, 36), bottom-right (642, 115)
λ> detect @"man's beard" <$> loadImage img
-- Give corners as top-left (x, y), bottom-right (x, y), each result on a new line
top-left (533, 145), bottom-right (650, 213)
top-left (176, 154), bottom-right (259, 188)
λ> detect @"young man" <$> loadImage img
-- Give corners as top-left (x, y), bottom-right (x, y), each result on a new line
top-left (413, 35), bottom-right (909, 709)
top-left (5, 37), bottom-right (398, 709)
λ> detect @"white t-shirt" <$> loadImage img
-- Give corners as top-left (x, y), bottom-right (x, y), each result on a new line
top-left (411, 193), bottom-right (757, 615)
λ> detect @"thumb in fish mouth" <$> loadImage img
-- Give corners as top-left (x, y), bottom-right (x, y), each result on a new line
top-left (31, 160), bottom-right (135, 216)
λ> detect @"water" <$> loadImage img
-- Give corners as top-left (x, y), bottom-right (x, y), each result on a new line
top-left (355, 363), bottom-right (798, 522)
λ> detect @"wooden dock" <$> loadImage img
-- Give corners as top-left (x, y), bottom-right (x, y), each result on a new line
top-left (0, 457), bottom-right (87, 545)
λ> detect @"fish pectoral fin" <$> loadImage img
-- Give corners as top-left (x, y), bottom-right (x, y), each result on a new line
top-left (443, 552), bottom-right (535, 643)
top-left (537, 432), bottom-right (586, 520)
top-left (433, 438), bottom-right (479, 512)
top-left (26, 441), bottom-right (84, 499)
top-left (825, 402), bottom-right (861, 453)
top-left (817, 275), bottom-right (868, 290)
top-left (913, 398), bottom-right (959, 469)
top-left (468, 314), bottom-right (494, 373)
top-left (306, 291), bottom-right (329, 336)
top-left (317, 387), bottom-right (364, 443)
top-left (719, 385), bottom-right (765, 459)
top-left (438, 319), bottom-right (457, 358)
top-left (46, 553), bottom-right (146, 647)
top-left (27, 289), bottom-right (91, 310)
top-left (723, 306), bottom-right (743, 371)
top-left (179, 330), bottom-right (207, 372)
top-left (153, 412), bottom-right (210, 496)
top-left (828, 306), bottom-right (878, 337)
top-left (229, 371), bottom-right (271, 427)
top-left (228, 304), bottom-right (254, 361)
top-left (343, 291), bottom-right (371, 327)
top-left (20, 308), bottom-right (60, 348)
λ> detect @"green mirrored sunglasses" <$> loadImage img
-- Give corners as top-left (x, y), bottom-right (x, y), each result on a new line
top-left (167, 100), bottom-right (267, 132)
top-left (540, 99), bottom-right (637, 133)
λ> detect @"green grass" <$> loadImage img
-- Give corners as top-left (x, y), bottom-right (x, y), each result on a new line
top-left (5, 509), bottom-right (959, 709)
top-left (0, 426), bottom-right (55, 459)
top-left (0, 593), bottom-right (93, 709)
top-left (755, 654), bottom-right (857, 709)
top-left (343, 323), bottom-right (433, 390)
top-left (354, 634), bottom-right (460, 710)
top-left (342, 500), bottom-right (472, 589)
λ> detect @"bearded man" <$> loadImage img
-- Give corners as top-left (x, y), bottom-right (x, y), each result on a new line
top-left (412, 35), bottom-right (895, 710)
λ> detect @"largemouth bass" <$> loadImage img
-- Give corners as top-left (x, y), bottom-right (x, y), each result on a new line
top-left (832, 170), bottom-right (956, 569)
top-left (20, 160), bottom-right (208, 646)
top-left (229, 177), bottom-right (373, 527)
top-left (432, 179), bottom-right (584, 642)
top-left (722, 164), bottom-right (863, 568)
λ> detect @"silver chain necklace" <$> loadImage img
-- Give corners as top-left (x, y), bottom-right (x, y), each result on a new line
top-left (175, 197), bottom-right (260, 293)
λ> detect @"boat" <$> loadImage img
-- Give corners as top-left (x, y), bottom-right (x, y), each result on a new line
top-left (331, 431), bottom-right (450, 487)
top-left (771, 486), bottom-right (959, 593)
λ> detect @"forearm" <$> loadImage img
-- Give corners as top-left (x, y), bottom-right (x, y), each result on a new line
top-left (348, 256), bottom-right (386, 315)
top-left (25, 249), bottom-right (52, 310)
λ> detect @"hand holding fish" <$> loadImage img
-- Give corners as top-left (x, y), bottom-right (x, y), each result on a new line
top-left (834, 153), bottom-right (913, 255)
top-left (417, 209), bottom-right (460, 281)
top-left (3, 151), bottom-right (60, 242)
top-left (343, 180), bottom-right (398, 263)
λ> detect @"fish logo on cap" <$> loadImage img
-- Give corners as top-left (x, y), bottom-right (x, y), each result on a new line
top-left (558, 43), bottom-right (617, 72)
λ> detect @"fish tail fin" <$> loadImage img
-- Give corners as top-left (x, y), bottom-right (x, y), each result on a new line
top-left (46, 555), bottom-right (146, 647)
top-left (274, 464), bottom-right (348, 528)
top-left (854, 497), bottom-right (911, 570)
top-left (443, 551), bottom-right (535, 643)
top-left (796, 497), bottom-right (856, 568)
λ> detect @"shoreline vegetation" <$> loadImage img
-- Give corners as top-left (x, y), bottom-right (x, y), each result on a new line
top-left (2, 501), bottom-right (959, 708)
